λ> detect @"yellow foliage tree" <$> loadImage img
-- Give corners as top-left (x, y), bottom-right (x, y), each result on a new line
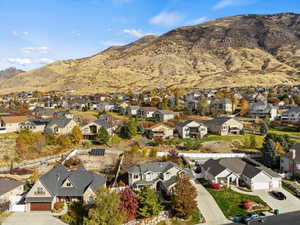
top-left (240, 98), bottom-right (249, 116)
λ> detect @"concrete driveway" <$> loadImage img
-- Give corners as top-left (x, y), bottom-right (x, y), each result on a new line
top-left (3, 212), bottom-right (67, 225)
top-left (195, 183), bottom-right (231, 225)
top-left (254, 189), bottom-right (300, 213)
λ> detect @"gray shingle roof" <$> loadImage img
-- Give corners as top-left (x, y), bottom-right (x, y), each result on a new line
top-left (94, 119), bottom-right (113, 129)
top-left (39, 165), bottom-right (106, 197)
top-left (25, 197), bottom-right (53, 203)
top-left (127, 162), bottom-right (180, 174)
top-left (47, 117), bottom-right (72, 128)
top-left (0, 178), bottom-right (23, 196)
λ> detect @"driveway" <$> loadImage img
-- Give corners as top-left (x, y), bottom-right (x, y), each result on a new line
top-left (195, 183), bottom-right (231, 225)
top-left (254, 188), bottom-right (300, 213)
top-left (3, 212), bottom-right (67, 225)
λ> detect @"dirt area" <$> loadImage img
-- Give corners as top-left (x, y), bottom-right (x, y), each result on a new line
top-left (0, 135), bottom-right (17, 167)
top-left (202, 141), bottom-right (234, 153)
top-left (77, 152), bottom-right (119, 171)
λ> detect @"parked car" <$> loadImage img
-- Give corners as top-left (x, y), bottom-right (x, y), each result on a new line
top-left (270, 191), bottom-right (286, 200)
top-left (241, 212), bottom-right (266, 225)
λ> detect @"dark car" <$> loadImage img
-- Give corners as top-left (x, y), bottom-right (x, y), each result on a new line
top-left (241, 212), bottom-right (266, 225)
top-left (271, 191), bottom-right (286, 200)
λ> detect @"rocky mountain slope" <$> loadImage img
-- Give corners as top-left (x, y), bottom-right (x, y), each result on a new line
top-left (1, 13), bottom-right (300, 94)
top-left (0, 67), bottom-right (24, 80)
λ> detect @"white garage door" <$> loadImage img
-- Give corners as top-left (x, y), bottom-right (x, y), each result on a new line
top-left (252, 182), bottom-right (269, 190)
top-left (271, 180), bottom-right (281, 188)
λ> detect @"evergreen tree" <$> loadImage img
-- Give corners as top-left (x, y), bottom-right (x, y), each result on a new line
top-left (137, 186), bottom-right (163, 218)
top-left (262, 138), bottom-right (276, 167)
top-left (86, 187), bottom-right (124, 225)
top-left (249, 135), bottom-right (257, 149)
top-left (171, 174), bottom-right (198, 219)
top-left (198, 98), bottom-right (209, 116)
top-left (96, 127), bottom-right (110, 144)
top-left (121, 119), bottom-right (137, 139)
top-left (260, 122), bottom-right (269, 135)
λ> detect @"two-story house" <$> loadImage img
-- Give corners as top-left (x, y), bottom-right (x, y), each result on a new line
top-left (281, 107), bottom-right (300, 122)
top-left (210, 98), bottom-right (233, 114)
top-left (25, 165), bottom-right (106, 211)
top-left (44, 113), bottom-right (77, 135)
top-left (249, 101), bottom-right (277, 120)
top-left (176, 120), bottom-right (208, 138)
top-left (127, 162), bottom-right (194, 194)
top-left (0, 115), bottom-right (29, 133)
top-left (145, 124), bottom-right (174, 140)
top-left (139, 107), bottom-right (157, 119)
top-left (81, 119), bottom-right (117, 140)
top-left (153, 110), bottom-right (176, 122)
top-left (204, 117), bottom-right (244, 136)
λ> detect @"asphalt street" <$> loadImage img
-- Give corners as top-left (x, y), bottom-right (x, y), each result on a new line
top-left (227, 211), bottom-right (300, 225)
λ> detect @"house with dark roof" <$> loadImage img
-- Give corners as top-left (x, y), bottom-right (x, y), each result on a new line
top-left (81, 119), bottom-right (118, 140)
top-left (153, 110), bottom-right (176, 122)
top-left (202, 158), bottom-right (281, 190)
top-left (145, 124), bottom-right (174, 140)
top-left (127, 161), bottom-right (194, 194)
top-left (25, 165), bottom-right (106, 211)
top-left (204, 117), bottom-right (243, 136)
top-left (281, 107), bottom-right (300, 122)
top-left (19, 119), bottom-right (48, 133)
top-left (44, 116), bottom-right (77, 135)
top-left (0, 178), bottom-right (24, 203)
top-left (176, 120), bottom-right (208, 138)
top-left (210, 98), bottom-right (233, 114)
top-left (139, 107), bottom-right (157, 119)
top-left (248, 101), bottom-right (277, 120)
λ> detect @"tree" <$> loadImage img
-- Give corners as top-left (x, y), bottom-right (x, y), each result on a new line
top-left (119, 188), bottom-right (139, 222)
top-left (240, 98), bottom-right (249, 116)
top-left (121, 119), bottom-right (137, 139)
top-left (167, 149), bottom-right (180, 164)
top-left (275, 142), bottom-right (285, 155)
top-left (249, 135), bottom-right (257, 149)
top-left (71, 126), bottom-right (83, 144)
top-left (96, 127), bottom-right (110, 144)
top-left (171, 174), bottom-right (198, 219)
top-left (260, 122), bottom-right (269, 135)
top-left (86, 187), bottom-right (124, 225)
top-left (232, 95), bottom-right (239, 112)
top-left (262, 138), bottom-right (276, 167)
top-left (137, 186), bottom-right (163, 218)
top-left (198, 98), bottom-right (209, 116)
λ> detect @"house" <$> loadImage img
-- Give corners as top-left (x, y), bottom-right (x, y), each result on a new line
top-left (210, 98), bottom-right (233, 114)
top-left (19, 119), bottom-right (48, 133)
top-left (0, 115), bottom-right (28, 133)
top-left (204, 117), bottom-right (243, 136)
top-left (280, 143), bottom-right (300, 176)
top-left (0, 178), bottom-right (24, 203)
top-left (44, 116), bottom-right (77, 135)
top-left (202, 158), bottom-right (281, 190)
top-left (281, 107), bottom-right (300, 122)
top-left (146, 124), bottom-right (174, 140)
top-left (176, 120), bottom-right (208, 138)
top-left (127, 162), bottom-right (194, 193)
top-left (97, 102), bottom-right (115, 112)
top-left (153, 110), bottom-right (176, 122)
top-left (81, 119), bottom-right (116, 140)
top-left (125, 106), bottom-right (140, 116)
top-left (139, 107), bottom-right (157, 119)
top-left (25, 165), bottom-right (106, 211)
top-left (249, 102), bottom-right (277, 120)
top-left (32, 107), bottom-right (54, 119)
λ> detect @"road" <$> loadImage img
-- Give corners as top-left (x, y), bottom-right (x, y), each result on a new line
top-left (227, 211), bottom-right (300, 225)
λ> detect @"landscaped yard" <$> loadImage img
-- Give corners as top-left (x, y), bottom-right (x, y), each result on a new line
top-left (270, 128), bottom-right (300, 138)
top-left (204, 186), bottom-right (270, 218)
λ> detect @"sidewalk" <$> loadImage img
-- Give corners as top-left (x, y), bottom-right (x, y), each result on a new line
top-left (195, 184), bottom-right (231, 225)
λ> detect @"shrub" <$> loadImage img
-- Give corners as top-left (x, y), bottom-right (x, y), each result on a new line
top-left (209, 182), bottom-right (222, 190)
top-left (54, 202), bottom-right (64, 210)
top-left (243, 200), bottom-right (254, 209)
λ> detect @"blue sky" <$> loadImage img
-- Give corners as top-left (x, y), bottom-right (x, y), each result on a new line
top-left (1, 0), bottom-right (300, 70)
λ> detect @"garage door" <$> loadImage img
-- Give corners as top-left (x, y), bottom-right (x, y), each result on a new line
top-left (30, 202), bottom-right (51, 211)
top-left (253, 182), bottom-right (269, 190)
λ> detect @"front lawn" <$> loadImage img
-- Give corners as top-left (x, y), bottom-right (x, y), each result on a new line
top-left (205, 186), bottom-right (270, 218)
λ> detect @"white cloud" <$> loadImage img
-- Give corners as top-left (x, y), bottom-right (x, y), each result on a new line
top-left (186, 16), bottom-right (208, 25)
top-left (7, 58), bottom-right (54, 66)
top-left (11, 31), bottom-right (30, 37)
top-left (72, 31), bottom-right (81, 36)
top-left (122, 29), bottom-right (155, 38)
top-left (22, 46), bottom-right (50, 54)
top-left (150, 11), bottom-right (183, 27)
top-left (213, 0), bottom-right (256, 10)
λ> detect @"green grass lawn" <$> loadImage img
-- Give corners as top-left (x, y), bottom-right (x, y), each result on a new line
top-left (205, 187), bottom-right (270, 218)
top-left (269, 128), bottom-right (300, 138)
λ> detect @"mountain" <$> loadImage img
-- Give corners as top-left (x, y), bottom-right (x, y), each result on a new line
top-left (0, 67), bottom-right (24, 80)
top-left (1, 12), bottom-right (300, 94)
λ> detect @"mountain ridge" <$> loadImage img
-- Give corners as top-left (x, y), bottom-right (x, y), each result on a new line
top-left (1, 12), bottom-right (300, 94)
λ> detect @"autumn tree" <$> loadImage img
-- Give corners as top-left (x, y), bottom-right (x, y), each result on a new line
top-left (231, 95), bottom-right (239, 112)
top-left (119, 188), bottom-right (139, 222)
top-left (171, 174), bottom-right (198, 218)
top-left (240, 98), bottom-right (249, 116)
top-left (167, 149), bottom-right (181, 164)
top-left (71, 125), bottom-right (83, 144)
top-left (137, 186), bottom-right (163, 218)
top-left (86, 187), bottom-right (124, 225)
top-left (96, 127), bottom-right (110, 144)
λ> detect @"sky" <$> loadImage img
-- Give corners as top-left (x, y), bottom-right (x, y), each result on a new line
top-left (1, 0), bottom-right (300, 70)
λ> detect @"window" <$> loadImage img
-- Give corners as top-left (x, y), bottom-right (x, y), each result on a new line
top-left (133, 174), bottom-right (139, 179)
top-left (66, 182), bottom-right (72, 187)
top-left (35, 187), bottom-right (45, 195)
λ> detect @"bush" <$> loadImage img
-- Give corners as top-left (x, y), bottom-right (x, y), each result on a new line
top-left (54, 202), bottom-right (64, 210)
top-left (243, 200), bottom-right (254, 209)
top-left (209, 182), bottom-right (222, 190)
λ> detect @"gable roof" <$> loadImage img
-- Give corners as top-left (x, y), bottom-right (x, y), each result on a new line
top-left (1, 116), bottom-right (28, 124)
top-left (38, 164), bottom-right (106, 197)
top-left (47, 117), bottom-right (73, 128)
top-left (0, 178), bottom-right (23, 196)
top-left (127, 161), bottom-right (180, 174)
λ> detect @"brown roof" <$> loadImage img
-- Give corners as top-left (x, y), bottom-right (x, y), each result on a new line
top-left (1, 116), bottom-right (28, 124)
